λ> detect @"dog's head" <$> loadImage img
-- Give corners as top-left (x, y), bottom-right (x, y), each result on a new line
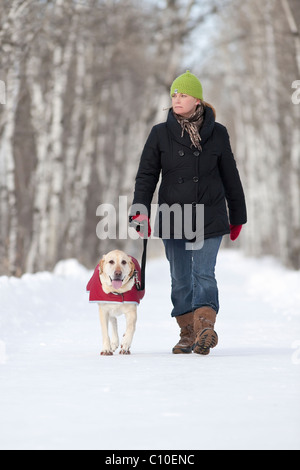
top-left (99, 250), bottom-right (136, 294)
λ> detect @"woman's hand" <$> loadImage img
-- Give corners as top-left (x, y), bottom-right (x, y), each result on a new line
top-left (129, 214), bottom-right (151, 238)
top-left (230, 224), bottom-right (242, 241)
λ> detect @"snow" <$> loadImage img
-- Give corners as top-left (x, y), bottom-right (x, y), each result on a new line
top-left (0, 249), bottom-right (299, 450)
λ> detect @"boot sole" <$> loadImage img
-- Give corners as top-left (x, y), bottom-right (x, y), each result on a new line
top-left (172, 346), bottom-right (193, 354)
top-left (194, 328), bottom-right (218, 355)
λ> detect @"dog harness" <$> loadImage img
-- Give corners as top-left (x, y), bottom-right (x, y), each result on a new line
top-left (86, 256), bottom-right (145, 304)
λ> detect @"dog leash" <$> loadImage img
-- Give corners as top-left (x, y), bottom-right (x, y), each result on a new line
top-left (129, 215), bottom-right (148, 291)
top-left (139, 237), bottom-right (148, 291)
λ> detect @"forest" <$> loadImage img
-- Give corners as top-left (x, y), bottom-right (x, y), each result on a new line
top-left (0, 0), bottom-right (299, 275)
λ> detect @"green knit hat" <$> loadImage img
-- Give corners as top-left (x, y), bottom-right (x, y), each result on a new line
top-left (170, 70), bottom-right (203, 100)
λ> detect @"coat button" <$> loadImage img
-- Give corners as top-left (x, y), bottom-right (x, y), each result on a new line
top-left (192, 202), bottom-right (197, 207)
top-left (193, 151), bottom-right (200, 156)
top-left (193, 176), bottom-right (199, 183)
top-left (178, 177), bottom-right (184, 184)
top-left (178, 150), bottom-right (185, 157)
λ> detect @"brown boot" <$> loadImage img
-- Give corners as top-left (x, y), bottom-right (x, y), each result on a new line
top-left (172, 312), bottom-right (195, 354)
top-left (193, 307), bottom-right (218, 355)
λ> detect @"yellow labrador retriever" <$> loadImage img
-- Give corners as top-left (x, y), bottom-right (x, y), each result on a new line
top-left (87, 250), bottom-right (144, 355)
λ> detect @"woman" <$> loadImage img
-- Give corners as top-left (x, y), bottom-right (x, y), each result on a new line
top-left (130, 71), bottom-right (247, 355)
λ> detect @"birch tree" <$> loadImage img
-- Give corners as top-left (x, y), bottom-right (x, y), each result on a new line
top-left (0, 0), bottom-right (220, 275)
top-left (0, 0), bottom-right (37, 275)
top-left (203, 0), bottom-right (300, 268)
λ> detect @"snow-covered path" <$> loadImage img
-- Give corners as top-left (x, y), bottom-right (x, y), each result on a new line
top-left (0, 249), bottom-right (299, 450)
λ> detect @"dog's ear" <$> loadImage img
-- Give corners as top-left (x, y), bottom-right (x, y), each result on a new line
top-left (129, 259), bottom-right (135, 278)
top-left (99, 257), bottom-right (105, 274)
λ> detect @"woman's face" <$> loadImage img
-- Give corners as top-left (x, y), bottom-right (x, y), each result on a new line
top-left (171, 93), bottom-right (200, 117)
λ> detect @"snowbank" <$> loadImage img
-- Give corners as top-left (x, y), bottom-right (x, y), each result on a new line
top-left (0, 250), bottom-right (299, 450)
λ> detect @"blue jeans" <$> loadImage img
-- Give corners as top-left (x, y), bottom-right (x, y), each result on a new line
top-left (163, 236), bottom-right (223, 317)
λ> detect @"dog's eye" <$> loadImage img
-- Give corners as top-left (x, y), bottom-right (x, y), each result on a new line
top-left (109, 260), bottom-right (115, 265)
top-left (121, 260), bottom-right (127, 265)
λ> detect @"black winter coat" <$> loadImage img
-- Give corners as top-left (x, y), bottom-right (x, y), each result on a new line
top-left (132, 106), bottom-right (247, 240)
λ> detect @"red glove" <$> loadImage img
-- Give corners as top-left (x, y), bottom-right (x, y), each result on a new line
top-left (230, 224), bottom-right (242, 241)
top-left (130, 214), bottom-right (151, 238)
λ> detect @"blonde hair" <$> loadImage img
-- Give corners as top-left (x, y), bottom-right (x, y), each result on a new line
top-left (201, 100), bottom-right (216, 119)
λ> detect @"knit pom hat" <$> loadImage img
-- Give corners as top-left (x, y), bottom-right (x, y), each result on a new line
top-left (170, 70), bottom-right (203, 100)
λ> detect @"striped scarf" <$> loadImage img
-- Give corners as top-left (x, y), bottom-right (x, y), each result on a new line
top-left (174, 103), bottom-right (205, 151)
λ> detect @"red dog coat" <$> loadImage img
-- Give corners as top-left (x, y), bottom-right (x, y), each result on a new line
top-left (86, 256), bottom-right (145, 304)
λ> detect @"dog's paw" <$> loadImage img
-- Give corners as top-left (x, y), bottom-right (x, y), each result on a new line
top-left (100, 350), bottom-right (113, 356)
top-left (111, 341), bottom-right (119, 352)
top-left (119, 348), bottom-right (131, 355)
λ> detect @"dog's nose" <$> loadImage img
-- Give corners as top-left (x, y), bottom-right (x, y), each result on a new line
top-left (114, 270), bottom-right (122, 279)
